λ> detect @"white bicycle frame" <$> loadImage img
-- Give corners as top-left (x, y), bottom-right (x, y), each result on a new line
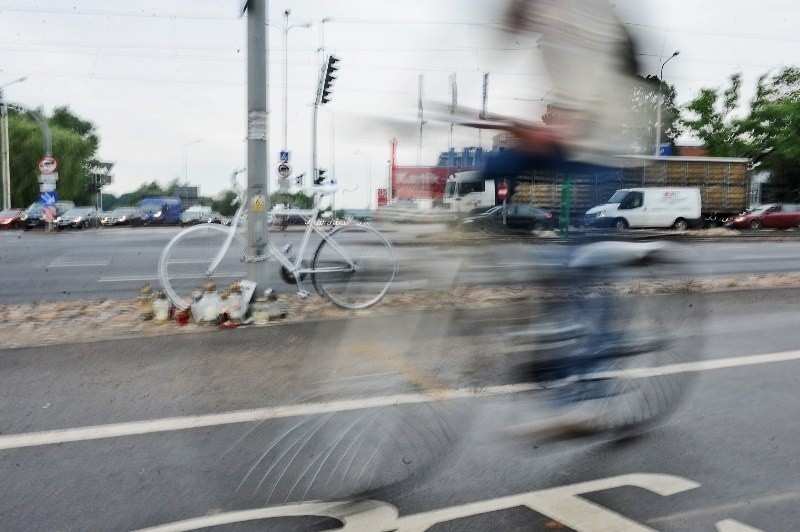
top-left (207, 180), bottom-right (358, 298)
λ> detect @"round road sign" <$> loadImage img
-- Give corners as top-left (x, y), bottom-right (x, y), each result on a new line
top-left (38, 156), bottom-right (58, 174)
top-left (498, 182), bottom-right (508, 201)
top-left (276, 162), bottom-right (292, 179)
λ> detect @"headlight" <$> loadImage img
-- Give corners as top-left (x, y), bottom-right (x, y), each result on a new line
top-left (734, 216), bottom-right (744, 222)
top-left (597, 210), bottom-right (606, 217)
top-left (154, 211), bottom-right (162, 217)
top-left (119, 216), bottom-right (127, 222)
top-left (20, 215), bottom-right (28, 220)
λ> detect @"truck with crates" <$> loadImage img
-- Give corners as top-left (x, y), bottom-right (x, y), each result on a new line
top-left (443, 156), bottom-right (752, 228)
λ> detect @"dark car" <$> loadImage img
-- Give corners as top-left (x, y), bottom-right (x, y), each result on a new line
top-left (22, 200), bottom-right (75, 229)
top-left (101, 207), bottom-right (144, 227)
top-left (56, 207), bottom-right (99, 230)
top-left (459, 203), bottom-right (554, 233)
top-left (726, 203), bottom-right (800, 230)
top-left (206, 211), bottom-right (225, 224)
top-left (0, 208), bottom-right (25, 230)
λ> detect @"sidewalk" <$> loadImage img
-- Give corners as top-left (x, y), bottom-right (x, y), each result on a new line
top-left (3, 272), bottom-right (800, 350)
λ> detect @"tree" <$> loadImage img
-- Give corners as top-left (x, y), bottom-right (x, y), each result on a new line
top-left (740, 67), bottom-right (800, 200)
top-left (211, 190), bottom-right (238, 217)
top-left (680, 73), bottom-right (754, 158)
top-left (124, 181), bottom-right (170, 206)
top-left (7, 106), bottom-right (100, 207)
top-left (271, 191), bottom-right (313, 210)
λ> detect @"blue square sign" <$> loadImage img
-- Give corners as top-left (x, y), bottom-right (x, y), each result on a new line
top-left (39, 191), bottom-right (58, 205)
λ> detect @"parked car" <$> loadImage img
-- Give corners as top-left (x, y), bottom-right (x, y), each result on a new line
top-left (56, 207), bottom-right (99, 230)
top-left (22, 200), bottom-right (75, 229)
top-left (140, 196), bottom-right (182, 225)
top-left (459, 203), bottom-right (554, 233)
top-left (726, 203), bottom-right (800, 230)
top-left (181, 205), bottom-right (212, 226)
top-left (101, 207), bottom-right (144, 226)
top-left (0, 208), bottom-right (26, 229)
top-left (206, 211), bottom-right (225, 224)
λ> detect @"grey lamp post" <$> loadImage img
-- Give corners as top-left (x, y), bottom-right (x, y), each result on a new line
top-left (182, 138), bottom-right (202, 186)
top-left (1, 76), bottom-right (27, 210)
top-left (655, 51), bottom-right (679, 156)
top-left (354, 151), bottom-right (373, 210)
top-left (281, 10), bottom-right (311, 152)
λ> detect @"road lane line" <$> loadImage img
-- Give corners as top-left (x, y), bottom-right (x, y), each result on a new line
top-left (648, 491), bottom-right (798, 526)
top-left (2, 349), bottom-right (800, 451)
top-left (48, 261), bottom-right (110, 267)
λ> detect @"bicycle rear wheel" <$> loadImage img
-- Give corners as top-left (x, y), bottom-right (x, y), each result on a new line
top-left (311, 225), bottom-right (397, 310)
top-left (158, 223), bottom-right (245, 310)
top-left (552, 289), bottom-right (703, 438)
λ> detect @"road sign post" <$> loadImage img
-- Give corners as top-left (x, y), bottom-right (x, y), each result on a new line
top-left (498, 181), bottom-right (508, 226)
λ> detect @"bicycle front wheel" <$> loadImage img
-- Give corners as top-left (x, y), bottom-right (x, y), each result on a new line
top-left (311, 225), bottom-right (397, 310)
top-left (158, 223), bottom-right (245, 310)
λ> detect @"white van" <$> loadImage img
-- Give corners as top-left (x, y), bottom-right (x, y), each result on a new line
top-left (583, 187), bottom-right (702, 231)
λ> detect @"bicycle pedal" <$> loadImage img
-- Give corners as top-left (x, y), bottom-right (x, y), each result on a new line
top-left (296, 289), bottom-right (309, 299)
top-left (281, 243), bottom-right (293, 254)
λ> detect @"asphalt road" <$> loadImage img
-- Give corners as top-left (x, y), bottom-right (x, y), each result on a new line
top-left (4, 224), bottom-right (800, 305)
top-left (0, 288), bottom-right (798, 530)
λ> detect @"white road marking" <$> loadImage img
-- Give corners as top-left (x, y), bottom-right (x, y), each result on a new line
top-left (2, 348), bottom-right (800, 451)
top-left (98, 275), bottom-right (160, 282)
top-left (649, 491), bottom-right (798, 526)
top-left (47, 260), bottom-right (110, 267)
top-left (134, 473), bottom-right (700, 532)
top-left (716, 519), bottom-right (765, 532)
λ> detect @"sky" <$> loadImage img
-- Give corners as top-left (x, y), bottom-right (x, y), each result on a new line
top-left (2, 1), bottom-right (799, 209)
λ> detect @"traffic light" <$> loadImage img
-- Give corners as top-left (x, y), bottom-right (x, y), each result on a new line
top-left (319, 55), bottom-right (340, 105)
top-left (315, 169), bottom-right (327, 185)
top-left (85, 175), bottom-right (98, 194)
top-left (294, 172), bottom-right (305, 187)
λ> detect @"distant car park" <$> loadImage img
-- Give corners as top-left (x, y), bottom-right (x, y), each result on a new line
top-left (0, 208), bottom-right (25, 230)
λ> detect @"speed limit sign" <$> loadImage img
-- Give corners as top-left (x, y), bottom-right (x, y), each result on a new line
top-left (276, 162), bottom-right (292, 179)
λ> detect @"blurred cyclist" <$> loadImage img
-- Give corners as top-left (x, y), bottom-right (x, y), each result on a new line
top-left (479, 0), bottom-right (658, 440)
top-left (481, 0), bottom-right (649, 180)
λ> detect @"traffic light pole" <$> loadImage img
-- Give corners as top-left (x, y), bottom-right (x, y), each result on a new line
top-left (245, 0), bottom-right (270, 291)
top-left (311, 100), bottom-right (319, 188)
top-left (311, 55), bottom-right (339, 187)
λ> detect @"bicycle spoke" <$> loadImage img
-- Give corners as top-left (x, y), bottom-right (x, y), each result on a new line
top-left (158, 224), bottom-right (244, 309)
top-left (312, 225), bottom-right (397, 310)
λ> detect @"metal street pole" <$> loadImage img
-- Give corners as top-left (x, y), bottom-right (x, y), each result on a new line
top-left (655, 51), bottom-right (679, 156)
top-left (281, 10), bottom-right (310, 152)
top-left (246, 0), bottom-right (270, 291)
top-left (1, 76), bottom-right (27, 210)
top-left (182, 138), bottom-right (202, 186)
top-left (354, 151), bottom-right (372, 209)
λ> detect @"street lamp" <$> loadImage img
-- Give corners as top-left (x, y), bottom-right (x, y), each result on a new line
top-left (281, 10), bottom-right (311, 152)
top-left (655, 51), bottom-right (679, 156)
top-left (354, 151), bottom-right (373, 210)
top-left (1, 76), bottom-right (27, 210)
top-left (182, 138), bottom-right (202, 186)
